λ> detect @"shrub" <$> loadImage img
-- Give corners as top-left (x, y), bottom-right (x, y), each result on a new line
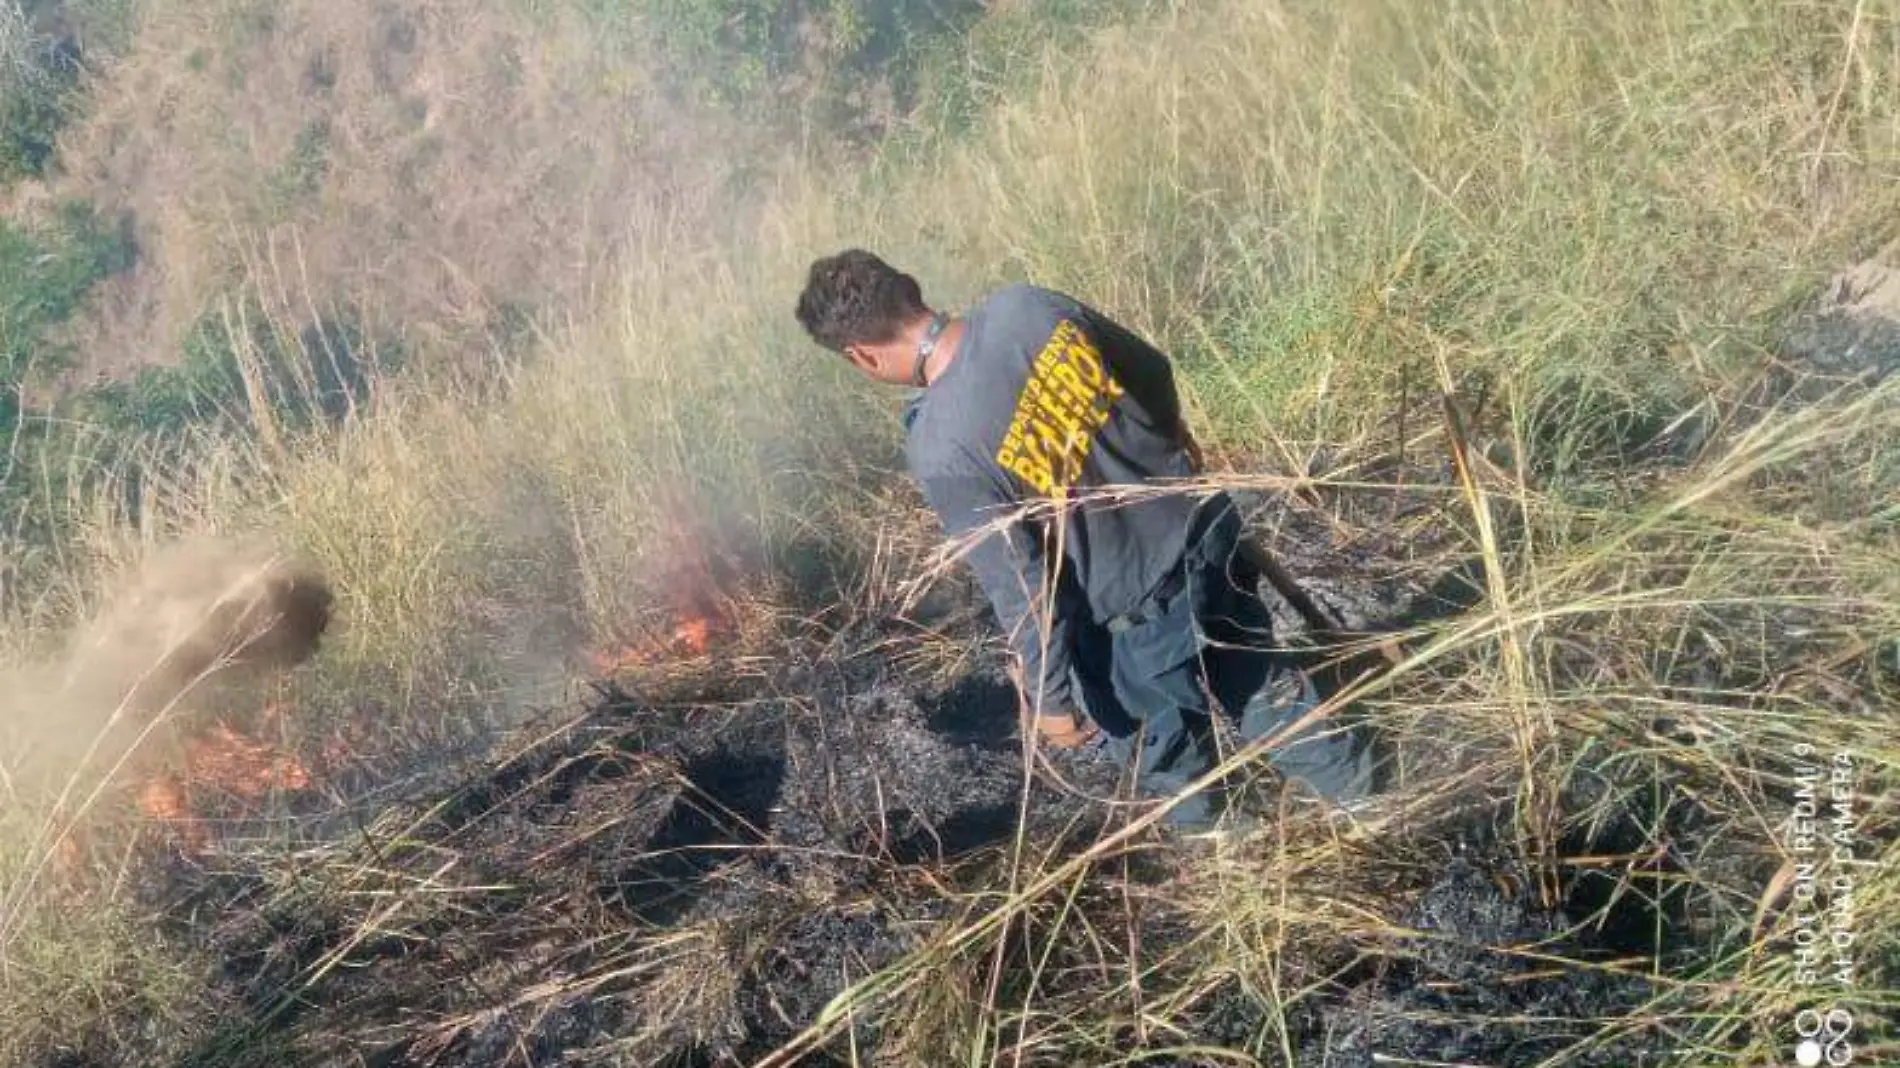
top-left (639, 0), bottom-right (995, 134)
top-left (0, 201), bottom-right (133, 383)
top-left (76, 302), bottom-right (395, 444)
top-left (0, 4), bottom-right (82, 184)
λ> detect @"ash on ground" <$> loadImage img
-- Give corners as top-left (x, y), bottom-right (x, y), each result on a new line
top-left (106, 596), bottom-right (1674, 1068)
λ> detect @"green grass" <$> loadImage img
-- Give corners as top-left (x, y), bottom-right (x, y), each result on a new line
top-left (0, 15), bottom-right (77, 185)
top-left (906, 0), bottom-right (1899, 456)
top-left (1, 0), bottom-right (1898, 1063)
top-left (0, 0), bottom-right (137, 184)
top-left (0, 812), bottom-right (198, 1061)
top-left (0, 201), bottom-right (132, 381)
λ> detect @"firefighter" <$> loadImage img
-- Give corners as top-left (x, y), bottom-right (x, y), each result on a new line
top-left (795, 250), bottom-right (1373, 826)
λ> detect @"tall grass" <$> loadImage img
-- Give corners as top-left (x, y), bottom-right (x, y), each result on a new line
top-left (0, 2), bottom-right (30, 85)
top-left (2, 0), bottom-right (1898, 1062)
top-left (901, 0), bottom-right (1900, 459)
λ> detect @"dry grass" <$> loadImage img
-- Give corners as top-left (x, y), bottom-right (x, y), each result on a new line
top-left (2, 0), bottom-right (1899, 1064)
top-left (901, 0), bottom-right (1900, 455)
top-left (731, 370), bottom-right (1900, 1065)
top-left (0, 2), bottom-right (31, 88)
top-left (48, 0), bottom-right (763, 379)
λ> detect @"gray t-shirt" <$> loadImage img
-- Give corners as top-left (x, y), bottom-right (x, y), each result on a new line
top-left (904, 284), bottom-right (1202, 710)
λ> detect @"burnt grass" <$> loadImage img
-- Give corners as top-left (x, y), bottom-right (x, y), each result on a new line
top-left (104, 533), bottom-right (1695, 1068)
top-left (114, 649), bottom-right (1678, 1068)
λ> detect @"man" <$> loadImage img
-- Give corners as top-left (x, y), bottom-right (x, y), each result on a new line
top-left (794, 250), bottom-right (1373, 826)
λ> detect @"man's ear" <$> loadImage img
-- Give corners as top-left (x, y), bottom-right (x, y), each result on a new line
top-left (842, 344), bottom-right (877, 375)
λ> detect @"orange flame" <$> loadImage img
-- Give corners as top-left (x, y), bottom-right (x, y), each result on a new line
top-left (139, 775), bottom-right (208, 854)
top-left (672, 614), bottom-right (716, 655)
top-left (588, 604), bottom-right (731, 674)
top-left (182, 723), bottom-right (312, 797)
top-left (138, 722), bottom-right (313, 853)
top-left (587, 510), bottom-right (740, 673)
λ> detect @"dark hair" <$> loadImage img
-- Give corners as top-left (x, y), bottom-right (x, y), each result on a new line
top-left (795, 249), bottom-right (926, 351)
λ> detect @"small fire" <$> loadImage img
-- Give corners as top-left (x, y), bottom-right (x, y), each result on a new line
top-left (588, 519), bottom-right (740, 673)
top-left (138, 722), bottom-right (313, 854)
top-left (588, 604), bottom-right (732, 675)
top-left (139, 775), bottom-right (208, 855)
top-left (182, 723), bottom-right (311, 796)
top-left (672, 614), bottom-right (717, 656)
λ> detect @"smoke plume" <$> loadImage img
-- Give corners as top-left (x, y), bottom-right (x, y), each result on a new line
top-left (1, 534), bottom-right (332, 805)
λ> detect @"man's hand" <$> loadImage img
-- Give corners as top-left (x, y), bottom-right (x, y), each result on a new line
top-left (1032, 707), bottom-right (1102, 749)
top-left (1007, 661), bottom-right (1101, 749)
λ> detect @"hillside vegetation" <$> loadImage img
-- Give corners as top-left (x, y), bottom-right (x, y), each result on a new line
top-left (1, 0), bottom-right (1897, 1064)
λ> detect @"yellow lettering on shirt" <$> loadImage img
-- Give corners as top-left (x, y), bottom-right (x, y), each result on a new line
top-left (995, 320), bottom-right (1123, 496)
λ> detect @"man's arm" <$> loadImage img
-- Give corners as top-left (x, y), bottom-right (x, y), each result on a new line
top-left (918, 467), bottom-right (1078, 716)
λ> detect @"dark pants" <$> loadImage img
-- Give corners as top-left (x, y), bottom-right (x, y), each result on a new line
top-left (1069, 495), bottom-right (1374, 827)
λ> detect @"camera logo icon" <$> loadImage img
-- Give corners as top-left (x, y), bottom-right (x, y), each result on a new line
top-left (1794, 1006), bottom-right (1853, 1066)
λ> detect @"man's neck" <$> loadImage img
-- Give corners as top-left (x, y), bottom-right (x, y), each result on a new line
top-left (912, 313), bottom-right (964, 386)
